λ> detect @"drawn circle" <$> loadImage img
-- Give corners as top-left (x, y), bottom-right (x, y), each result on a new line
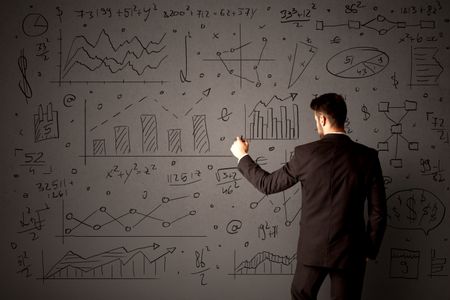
top-left (193, 192), bottom-right (200, 198)
top-left (97, 104), bottom-right (103, 110)
top-left (250, 202), bottom-right (258, 209)
top-left (65, 142), bottom-right (71, 148)
top-left (208, 164), bottom-right (214, 170)
top-left (106, 190), bottom-right (111, 196)
top-left (226, 219), bottom-right (242, 234)
top-left (63, 94), bottom-right (76, 107)
top-left (117, 94), bottom-right (122, 99)
top-left (326, 47), bottom-right (389, 79)
top-left (129, 208), bottom-right (137, 214)
top-left (230, 47), bottom-right (235, 53)
top-left (162, 221), bottom-right (171, 228)
top-left (93, 224), bottom-right (102, 230)
top-left (65, 228), bottom-right (72, 234)
top-left (244, 241), bottom-right (249, 247)
top-left (217, 51), bottom-right (222, 56)
top-left (220, 136), bottom-right (225, 141)
top-left (66, 213), bottom-right (73, 220)
top-left (71, 168), bottom-right (78, 174)
top-left (267, 74), bottom-right (272, 78)
top-left (125, 226), bottom-right (131, 232)
top-left (210, 204), bottom-right (214, 208)
top-left (162, 197), bottom-right (170, 203)
top-left (255, 81), bottom-right (261, 87)
top-left (274, 206), bottom-right (281, 213)
top-left (22, 13), bottom-right (48, 37)
top-left (99, 206), bottom-right (106, 212)
top-left (199, 73), bottom-right (205, 78)
top-left (189, 210), bottom-right (197, 216)
top-left (214, 225), bottom-right (219, 230)
top-left (268, 146), bottom-right (275, 151)
top-left (171, 160), bottom-right (177, 166)
top-left (285, 220), bottom-right (292, 227)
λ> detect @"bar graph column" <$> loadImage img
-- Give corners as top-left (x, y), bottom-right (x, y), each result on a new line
top-left (114, 126), bottom-right (131, 155)
top-left (168, 129), bottom-right (182, 154)
top-left (192, 115), bottom-right (210, 153)
top-left (93, 139), bottom-right (106, 156)
top-left (141, 114), bottom-right (158, 153)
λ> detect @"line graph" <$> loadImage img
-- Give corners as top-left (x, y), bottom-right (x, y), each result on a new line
top-left (64, 193), bottom-right (200, 235)
top-left (54, 29), bottom-right (169, 84)
top-left (231, 250), bottom-right (296, 277)
top-left (43, 244), bottom-right (175, 280)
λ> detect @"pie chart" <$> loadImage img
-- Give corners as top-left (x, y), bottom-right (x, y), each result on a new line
top-left (22, 13), bottom-right (48, 37)
top-left (326, 47), bottom-right (389, 79)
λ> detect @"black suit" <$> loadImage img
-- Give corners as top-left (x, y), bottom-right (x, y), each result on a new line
top-left (238, 134), bottom-right (387, 300)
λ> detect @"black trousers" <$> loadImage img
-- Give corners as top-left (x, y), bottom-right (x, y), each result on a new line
top-left (291, 262), bottom-right (366, 300)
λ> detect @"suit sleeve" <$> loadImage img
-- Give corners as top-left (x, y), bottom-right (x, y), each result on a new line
top-left (237, 153), bottom-right (299, 195)
top-left (366, 151), bottom-right (387, 259)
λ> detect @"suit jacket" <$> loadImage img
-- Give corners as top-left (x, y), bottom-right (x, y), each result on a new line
top-left (238, 134), bottom-right (387, 270)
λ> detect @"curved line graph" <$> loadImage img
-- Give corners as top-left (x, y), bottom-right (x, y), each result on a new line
top-left (62, 29), bottom-right (168, 78)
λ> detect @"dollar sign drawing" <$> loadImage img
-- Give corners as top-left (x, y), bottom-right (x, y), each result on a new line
top-left (406, 196), bottom-right (417, 223)
top-left (18, 49), bottom-right (32, 103)
top-left (361, 105), bottom-right (370, 121)
top-left (391, 72), bottom-right (399, 89)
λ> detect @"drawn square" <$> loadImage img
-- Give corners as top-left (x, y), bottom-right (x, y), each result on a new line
top-left (316, 20), bottom-right (324, 30)
top-left (390, 159), bottom-right (403, 168)
top-left (390, 248), bottom-right (420, 279)
top-left (348, 20), bottom-right (360, 29)
top-left (405, 100), bottom-right (418, 111)
top-left (408, 142), bottom-right (419, 151)
top-left (377, 142), bottom-right (389, 151)
top-left (391, 124), bottom-right (402, 134)
top-left (378, 102), bottom-right (389, 112)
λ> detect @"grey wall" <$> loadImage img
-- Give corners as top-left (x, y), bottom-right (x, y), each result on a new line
top-left (1, 0), bottom-right (449, 299)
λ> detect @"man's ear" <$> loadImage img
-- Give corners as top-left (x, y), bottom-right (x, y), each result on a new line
top-left (320, 114), bottom-right (326, 126)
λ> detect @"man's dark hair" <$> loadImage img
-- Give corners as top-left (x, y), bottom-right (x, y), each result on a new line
top-left (310, 93), bottom-right (347, 128)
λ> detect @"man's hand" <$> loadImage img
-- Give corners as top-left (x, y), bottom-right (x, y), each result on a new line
top-left (230, 136), bottom-right (249, 160)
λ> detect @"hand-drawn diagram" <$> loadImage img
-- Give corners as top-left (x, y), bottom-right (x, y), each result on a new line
top-left (377, 100), bottom-right (418, 168)
top-left (326, 47), bottom-right (389, 79)
top-left (316, 15), bottom-right (435, 35)
top-left (287, 42), bottom-right (318, 89)
top-left (390, 248), bottom-right (420, 279)
top-left (232, 250), bottom-right (296, 276)
top-left (86, 97), bottom-right (215, 159)
top-left (57, 29), bottom-right (168, 84)
top-left (34, 103), bottom-right (60, 142)
top-left (387, 188), bottom-right (445, 235)
top-left (203, 24), bottom-right (275, 88)
top-left (409, 46), bottom-right (444, 87)
top-left (43, 244), bottom-right (175, 279)
top-left (64, 192), bottom-right (200, 235)
top-left (5, 1), bottom-right (450, 298)
top-left (245, 93), bottom-right (299, 140)
top-left (22, 13), bottom-right (48, 37)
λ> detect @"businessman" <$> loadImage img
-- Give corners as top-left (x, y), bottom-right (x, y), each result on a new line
top-left (230, 93), bottom-right (387, 300)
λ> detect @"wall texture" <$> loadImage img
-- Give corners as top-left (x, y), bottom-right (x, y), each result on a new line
top-left (1, 0), bottom-right (449, 299)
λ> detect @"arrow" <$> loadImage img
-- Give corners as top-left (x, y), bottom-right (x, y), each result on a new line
top-left (248, 93), bottom-right (298, 117)
top-left (150, 247), bottom-right (176, 263)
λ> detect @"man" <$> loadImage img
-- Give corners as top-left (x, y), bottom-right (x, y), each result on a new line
top-left (230, 93), bottom-right (387, 300)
